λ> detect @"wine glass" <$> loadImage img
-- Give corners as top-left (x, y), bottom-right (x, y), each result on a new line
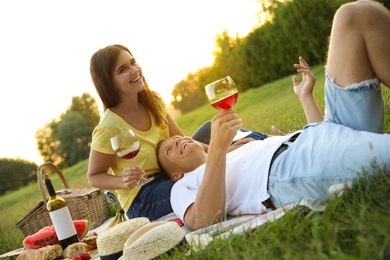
top-left (110, 129), bottom-right (154, 187)
top-left (204, 76), bottom-right (252, 141)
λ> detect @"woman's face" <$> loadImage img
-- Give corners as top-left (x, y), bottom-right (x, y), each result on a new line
top-left (112, 50), bottom-right (145, 96)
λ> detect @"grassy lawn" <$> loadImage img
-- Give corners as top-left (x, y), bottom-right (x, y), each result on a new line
top-left (1, 64), bottom-right (390, 259)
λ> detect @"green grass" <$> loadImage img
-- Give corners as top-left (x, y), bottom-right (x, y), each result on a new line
top-left (1, 64), bottom-right (390, 259)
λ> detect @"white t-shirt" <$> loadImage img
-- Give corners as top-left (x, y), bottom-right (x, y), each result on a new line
top-left (170, 132), bottom-right (300, 222)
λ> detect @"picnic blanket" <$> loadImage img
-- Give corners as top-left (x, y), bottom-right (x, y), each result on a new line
top-left (184, 183), bottom-right (349, 251)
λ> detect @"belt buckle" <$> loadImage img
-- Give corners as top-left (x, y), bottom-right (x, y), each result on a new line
top-left (262, 198), bottom-right (276, 210)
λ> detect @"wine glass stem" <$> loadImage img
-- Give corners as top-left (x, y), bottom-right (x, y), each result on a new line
top-left (131, 158), bottom-right (145, 183)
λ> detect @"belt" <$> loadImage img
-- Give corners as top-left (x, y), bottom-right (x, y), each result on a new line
top-left (269, 144), bottom-right (288, 167)
top-left (269, 132), bottom-right (301, 168)
top-left (265, 132), bottom-right (301, 210)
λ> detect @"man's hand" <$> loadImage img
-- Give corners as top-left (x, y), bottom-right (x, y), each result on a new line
top-left (210, 109), bottom-right (242, 152)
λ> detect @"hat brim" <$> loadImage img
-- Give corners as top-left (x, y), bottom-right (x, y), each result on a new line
top-left (121, 221), bottom-right (186, 260)
top-left (97, 217), bottom-right (150, 257)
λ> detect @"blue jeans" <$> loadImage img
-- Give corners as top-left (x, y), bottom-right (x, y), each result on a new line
top-left (126, 173), bottom-right (174, 221)
top-left (268, 122), bottom-right (390, 208)
top-left (268, 72), bottom-right (389, 208)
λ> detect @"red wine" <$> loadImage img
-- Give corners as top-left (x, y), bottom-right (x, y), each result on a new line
top-left (117, 146), bottom-right (140, 159)
top-left (211, 92), bottom-right (238, 110)
top-left (121, 149), bottom-right (140, 159)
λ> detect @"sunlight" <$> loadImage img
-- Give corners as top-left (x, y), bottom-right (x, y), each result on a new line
top-left (0, 0), bottom-right (261, 164)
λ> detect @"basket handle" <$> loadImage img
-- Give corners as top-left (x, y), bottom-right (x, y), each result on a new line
top-left (37, 162), bottom-right (70, 201)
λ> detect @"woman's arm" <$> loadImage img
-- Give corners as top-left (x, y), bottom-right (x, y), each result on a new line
top-left (292, 57), bottom-right (323, 124)
top-left (166, 114), bottom-right (184, 136)
top-left (87, 150), bottom-right (144, 189)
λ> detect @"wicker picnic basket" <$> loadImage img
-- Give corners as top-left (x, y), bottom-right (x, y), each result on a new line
top-left (16, 162), bottom-right (109, 237)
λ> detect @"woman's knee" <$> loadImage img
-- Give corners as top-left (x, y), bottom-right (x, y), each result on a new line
top-left (335, 0), bottom-right (388, 26)
top-left (327, 0), bottom-right (389, 86)
top-left (192, 121), bottom-right (211, 144)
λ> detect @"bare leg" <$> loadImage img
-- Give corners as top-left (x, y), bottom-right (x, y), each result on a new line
top-left (326, 0), bottom-right (390, 87)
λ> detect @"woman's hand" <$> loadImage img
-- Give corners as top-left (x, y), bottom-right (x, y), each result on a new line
top-left (292, 56), bottom-right (323, 124)
top-left (121, 165), bottom-right (145, 188)
top-left (228, 137), bottom-right (254, 152)
top-left (271, 125), bottom-right (284, 135)
top-left (292, 56), bottom-right (316, 99)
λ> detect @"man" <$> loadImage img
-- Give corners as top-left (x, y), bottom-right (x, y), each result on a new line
top-left (157, 0), bottom-right (390, 231)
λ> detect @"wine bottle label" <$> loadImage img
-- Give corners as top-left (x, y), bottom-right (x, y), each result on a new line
top-left (49, 207), bottom-right (78, 240)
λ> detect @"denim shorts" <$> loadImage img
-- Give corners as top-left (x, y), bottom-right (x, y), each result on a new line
top-left (268, 72), bottom-right (389, 208)
top-left (126, 173), bottom-right (174, 221)
top-left (324, 70), bottom-right (383, 133)
top-left (268, 122), bottom-right (390, 208)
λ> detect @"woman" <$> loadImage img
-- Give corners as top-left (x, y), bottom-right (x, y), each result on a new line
top-left (88, 44), bottom-right (190, 220)
top-left (87, 44), bottom-right (268, 220)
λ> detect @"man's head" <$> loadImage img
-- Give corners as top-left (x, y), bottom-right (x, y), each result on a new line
top-left (157, 135), bottom-right (207, 181)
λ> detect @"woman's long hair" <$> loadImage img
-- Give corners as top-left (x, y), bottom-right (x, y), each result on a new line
top-left (90, 44), bottom-right (167, 126)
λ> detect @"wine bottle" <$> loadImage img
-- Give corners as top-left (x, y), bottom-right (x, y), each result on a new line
top-left (44, 174), bottom-right (79, 249)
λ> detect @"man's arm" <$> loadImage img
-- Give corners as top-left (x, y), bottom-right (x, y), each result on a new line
top-left (184, 110), bottom-right (242, 230)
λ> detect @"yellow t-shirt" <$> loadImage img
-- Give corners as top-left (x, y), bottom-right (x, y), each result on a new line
top-left (90, 102), bottom-right (169, 212)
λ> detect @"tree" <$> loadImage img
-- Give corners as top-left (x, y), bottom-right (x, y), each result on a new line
top-left (0, 158), bottom-right (37, 195)
top-left (211, 31), bottom-right (243, 85)
top-left (36, 93), bottom-right (100, 167)
top-left (35, 120), bottom-right (60, 165)
top-left (67, 93), bottom-right (100, 127)
top-left (54, 111), bottom-right (94, 166)
top-left (170, 32), bottom-right (245, 113)
top-left (171, 72), bottom-right (207, 113)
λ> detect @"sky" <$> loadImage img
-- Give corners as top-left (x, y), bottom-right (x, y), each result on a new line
top-left (0, 0), bottom-right (260, 164)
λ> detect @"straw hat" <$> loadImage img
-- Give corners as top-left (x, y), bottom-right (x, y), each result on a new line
top-left (97, 217), bottom-right (150, 260)
top-left (119, 221), bottom-right (186, 260)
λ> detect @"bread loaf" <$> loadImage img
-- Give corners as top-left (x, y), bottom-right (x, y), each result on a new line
top-left (39, 245), bottom-right (63, 260)
top-left (63, 242), bottom-right (92, 259)
top-left (16, 249), bottom-right (46, 260)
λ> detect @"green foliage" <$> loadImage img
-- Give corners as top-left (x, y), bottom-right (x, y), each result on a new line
top-left (54, 111), bottom-right (93, 166)
top-left (172, 0), bottom-right (338, 113)
top-left (35, 120), bottom-right (60, 165)
top-left (35, 93), bottom-right (100, 168)
top-left (171, 72), bottom-right (208, 114)
top-left (171, 0), bottom-right (389, 115)
top-left (170, 0), bottom-right (350, 114)
top-left (0, 158), bottom-right (37, 195)
top-left (67, 93), bottom-right (100, 127)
